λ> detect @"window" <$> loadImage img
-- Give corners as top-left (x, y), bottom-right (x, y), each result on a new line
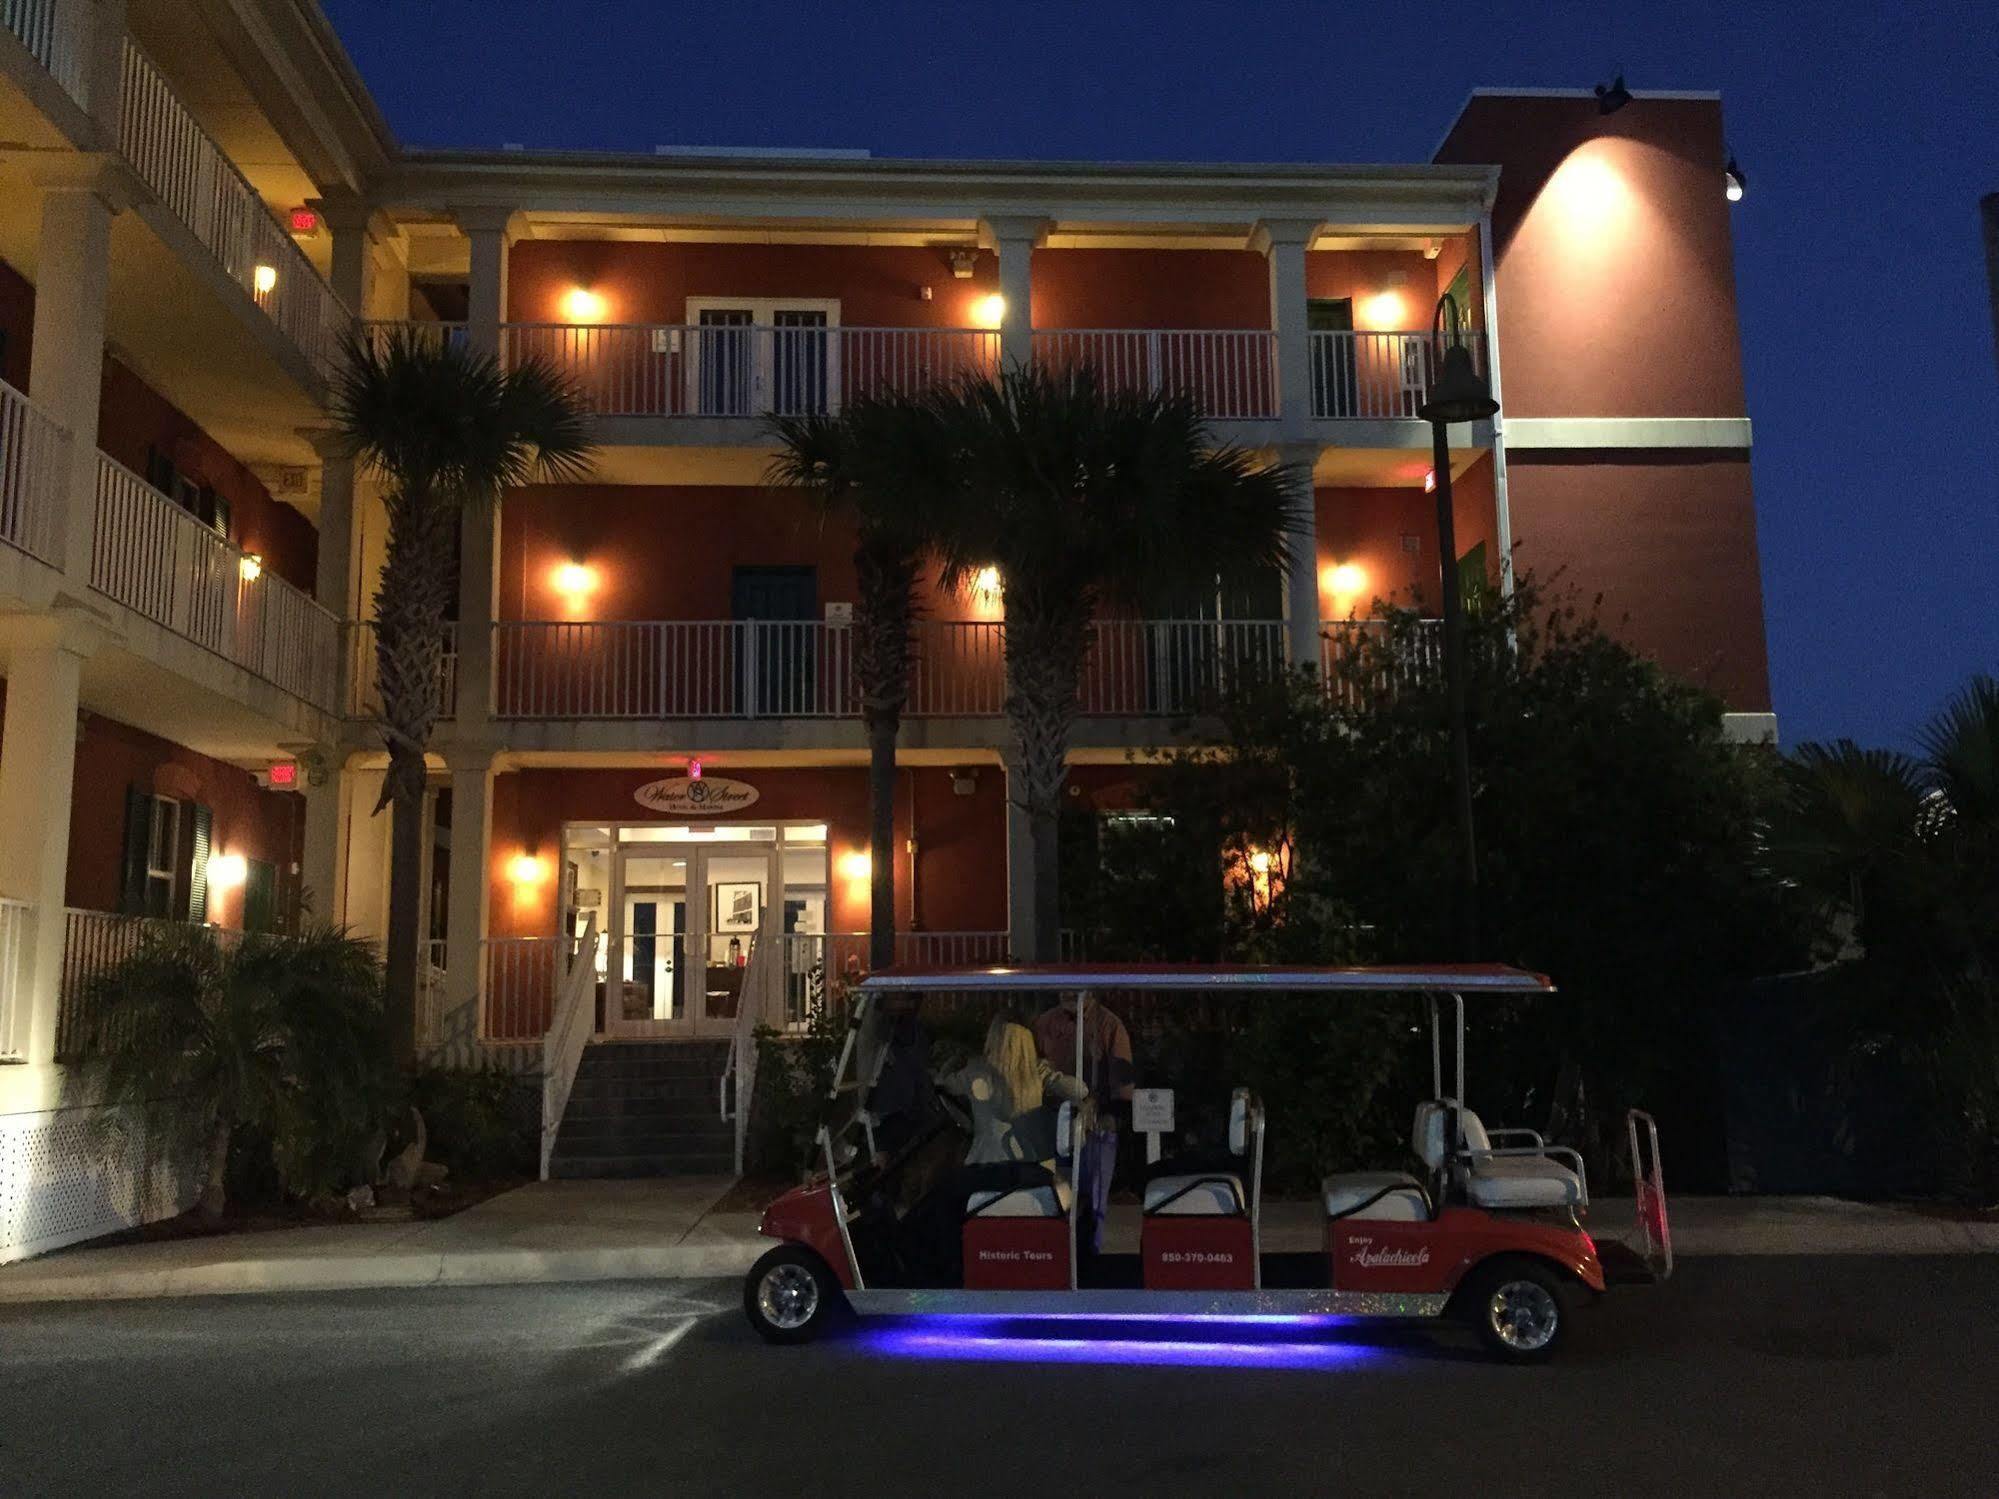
top-left (144, 797), bottom-right (180, 919)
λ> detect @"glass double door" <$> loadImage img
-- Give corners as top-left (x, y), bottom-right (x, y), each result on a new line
top-left (607, 845), bottom-right (776, 1038)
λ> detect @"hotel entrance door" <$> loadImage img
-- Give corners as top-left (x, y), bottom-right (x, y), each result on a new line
top-left (606, 842), bottom-right (776, 1039)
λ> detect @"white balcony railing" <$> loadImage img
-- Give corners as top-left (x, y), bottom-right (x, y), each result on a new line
top-left (500, 323), bottom-right (1000, 419)
top-left (2, 0), bottom-right (91, 108)
top-left (118, 42), bottom-right (348, 380)
top-left (1320, 618), bottom-right (1444, 708)
top-left (0, 375), bottom-right (71, 567)
top-left (482, 934), bottom-right (583, 1046)
top-left (347, 619), bottom-right (459, 720)
top-left (0, 895), bottom-right (30, 1061)
top-left (1308, 331), bottom-right (1488, 420)
top-left (1032, 330), bottom-right (1279, 420)
top-left (93, 454), bottom-right (340, 710)
top-left (473, 618), bottom-right (1286, 722)
top-left (55, 909), bottom-right (238, 1059)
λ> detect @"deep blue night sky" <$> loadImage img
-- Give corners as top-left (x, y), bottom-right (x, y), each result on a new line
top-left (322, 0), bottom-right (1999, 750)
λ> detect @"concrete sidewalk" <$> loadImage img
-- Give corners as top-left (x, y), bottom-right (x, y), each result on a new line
top-left (1, 1183), bottom-right (1993, 1305)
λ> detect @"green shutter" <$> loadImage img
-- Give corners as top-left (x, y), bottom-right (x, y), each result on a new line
top-left (187, 804), bottom-right (212, 923)
top-left (119, 786), bottom-right (150, 915)
top-left (243, 859), bottom-right (276, 934)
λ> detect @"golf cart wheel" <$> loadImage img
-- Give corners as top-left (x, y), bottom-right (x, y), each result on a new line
top-left (744, 1245), bottom-right (839, 1345)
top-left (1460, 1257), bottom-right (1570, 1363)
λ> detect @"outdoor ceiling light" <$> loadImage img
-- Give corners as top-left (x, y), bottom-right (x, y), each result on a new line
top-left (1724, 156), bottom-right (1747, 202)
top-left (1594, 74), bottom-right (1632, 115)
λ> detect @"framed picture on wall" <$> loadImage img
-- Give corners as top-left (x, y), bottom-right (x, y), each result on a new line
top-left (712, 881), bottom-right (760, 933)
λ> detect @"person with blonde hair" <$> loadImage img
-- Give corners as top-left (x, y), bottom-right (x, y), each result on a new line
top-left (942, 1016), bottom-right (1087, 1167)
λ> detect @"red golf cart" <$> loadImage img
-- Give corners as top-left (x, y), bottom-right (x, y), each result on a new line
top-left (743, 964), bottom-right (1671, 1362)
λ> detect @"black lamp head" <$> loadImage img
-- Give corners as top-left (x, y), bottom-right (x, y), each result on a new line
top-left (1594, 74), bottom-right (1633, 115)
top-left (1419, 343), bottom-right (1499, 426)
top-left (1724, 155), bottom-right (1747, 202)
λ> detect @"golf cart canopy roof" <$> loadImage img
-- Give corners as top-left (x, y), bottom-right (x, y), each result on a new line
top-left (858, 963), bottom-right (1554, 996)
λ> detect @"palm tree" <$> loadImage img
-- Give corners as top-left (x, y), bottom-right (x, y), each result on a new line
top-left (335, 330), bottom-right (593, 1065)
top-left (82, 923), bottom-right (386, 1220)
top-left (918, 365), bottom-right (1303, 958)
top-left (765, 399), bottom-right (947, 969)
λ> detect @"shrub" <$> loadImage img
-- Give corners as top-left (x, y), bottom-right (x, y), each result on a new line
top-left (410, 1066), bottom-right (538, 1181)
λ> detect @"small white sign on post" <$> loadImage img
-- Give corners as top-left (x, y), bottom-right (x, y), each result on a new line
top-left (1133, 1087), bottom-right (1175, 1163)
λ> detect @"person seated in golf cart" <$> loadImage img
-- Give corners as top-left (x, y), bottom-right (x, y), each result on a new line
top-left (940, 1018), bottom-right (1089, 1166)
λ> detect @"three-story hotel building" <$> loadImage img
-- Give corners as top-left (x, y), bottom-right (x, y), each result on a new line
top-left (0, 1), bottom-right (1771, 1253)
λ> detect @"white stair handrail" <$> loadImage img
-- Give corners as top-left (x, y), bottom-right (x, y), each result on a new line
top-left (538, 914), bottom-right (600, 1180)
top-left (721, 935), bottom-right (779, 1176)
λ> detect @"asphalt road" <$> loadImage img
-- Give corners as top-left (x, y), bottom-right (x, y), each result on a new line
top-left (0, 1257), bottom-right (1991, 1497)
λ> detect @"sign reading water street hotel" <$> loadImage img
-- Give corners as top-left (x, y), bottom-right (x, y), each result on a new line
top-left (632, 776), bottom-right (760, 816)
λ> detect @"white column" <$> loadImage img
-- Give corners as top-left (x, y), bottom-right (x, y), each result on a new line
top-left (341, 766), bottom-right (392, 946)
top-left (1251, 218), bottom-right (1322, 436)
top-left (450, 207), bottom-right (514, 730)
top-left (442, 748), bottom-right (495, 1030)
top-left (979, 216), bottom-right (1049, 372)
top-left (1001, 753), bottom-right (1038, 962)
top-left (0, 616), bottom-right (96, 1066)
top-left (295, 750), bottom-right (351, 927)
top-left (28, 158), bottom-right (134, 587)
top-left (1275, 439), bottom-right (1322, 666)
top-left (82, 0), bottom-right (127, 140)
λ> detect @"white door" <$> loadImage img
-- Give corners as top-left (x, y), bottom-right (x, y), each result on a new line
top-left (685, 299), bottom-right (840, 417)
top-left (604, 843), bottom-right (777, 1039)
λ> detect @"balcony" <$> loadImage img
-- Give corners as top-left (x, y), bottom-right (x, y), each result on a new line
top-left (1308, 331), bottom-right (1487, 421)
top-left (487, 618), bottom-right (1285, 721)
top-left (1031, 330), bottom-right (1278, 420)
top-left (1320, 618), bottom-right (1443, 708)
top-left (93, 454), bottom-right (340, 711)
top-left (0, 376), bottom-right (71, 568)
top-left (117, 41), bottom-right (349, 384)
top-left (1, 0), bottom-right (90, 111)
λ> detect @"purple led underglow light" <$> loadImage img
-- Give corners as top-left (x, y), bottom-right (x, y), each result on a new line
top-left (911, 1312), bottom-right (1359, 1327)
top-left (858, 1327), bottom-right (1379, 1370)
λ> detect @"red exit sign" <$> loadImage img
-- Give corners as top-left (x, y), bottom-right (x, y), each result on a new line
top-left (265, 762), bottom-right (298, 789)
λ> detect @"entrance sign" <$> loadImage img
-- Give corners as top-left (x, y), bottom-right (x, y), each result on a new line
top-left (633, 776), bottom-right (760, 816)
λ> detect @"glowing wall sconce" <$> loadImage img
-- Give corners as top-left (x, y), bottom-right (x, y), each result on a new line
top-left (971, 293), bottom-right (1006, 329)
top-left (1424, 469), bottom-right (1437, 494)
top-left (553, 560), bottom-right (598, 598)
top-left (969, 565), bottom-right (1004, 612)
top-left (1362, 290), bottom-right (1405, 327)
top-left (238, 553), bottom-right (263, 582)
top-left (252, 264), bottom-right (278, 295)
top-left (207, 852), bottom-right (247, 889)
top-left (838, 850), bottom-right (873, 882)
top-left (1323, 562), bottom-right (1366, 599)
top-left (561, 286), bottom-right (608, 323)
top-left (509, 853), bottom-right (548, 887)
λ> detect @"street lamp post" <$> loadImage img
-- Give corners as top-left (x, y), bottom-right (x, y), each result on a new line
top-left (1418, 292), bottom-right (1500, 960)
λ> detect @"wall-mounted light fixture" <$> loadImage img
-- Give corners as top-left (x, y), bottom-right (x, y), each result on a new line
top-left (971, 565), bottom-right (1003, 608)
top-left (509, 852), bottom-right (547, 887)
top-left (972, 293), bottom-right (1005, 328)
top-left (238, 553), bottom-right (263, 582)
top-left (252, 264), bottom-right (278, 295)
top-left (1724, 155), bottom-right (1747, 203)
top-left (838, 850), bottom-right (872, 882)
top-left (1323, 561), bottom-right (1367, 599)
top-left (946, 249), bottom-right (979, 279)
top-left (553, 560), bottom-right (597, 597)
top-left (1594, 73), bottom-right (1632, 115)
top-left (207, 851), bottom-right (247, 889)
top-left (561, 286), bottom-right (608, 323)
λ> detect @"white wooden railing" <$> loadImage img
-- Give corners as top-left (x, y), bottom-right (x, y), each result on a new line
top-left (481, 935), bottom-right (577, 1046)
top-left (361, 320), bottom-right (468, 357)
top-left (347, 619), bottom-right (458, 720)
top-left (539, 916), bottom-right (599, 1179)
top-left (118, 42), bottom-right (348, 380)
top-left (93, 453), bottom-right (340, 709)
top-left (479, 618), bottom-right (1284, 722)
top-left (1, 0), bottom-right (90, 108)
top-left (0, 376), bottom-right (71, 566)
top-left (0, 896), bottom-right (30, 1062)
top-left (500, 323), bottom-right (1000, 418)
top-left (1032, 330), bottom-right (1279, 419)
top-left (1308, 331), bottom-right (1488, 420)
top-left (1321, 618), bottom-right (1444, 707)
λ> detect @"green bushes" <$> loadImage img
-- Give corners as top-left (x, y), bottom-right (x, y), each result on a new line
top-left (409, 1066), bottom-right (537, 1181)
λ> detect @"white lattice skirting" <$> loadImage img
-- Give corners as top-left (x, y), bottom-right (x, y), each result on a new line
top-left (0, 1102), bottom-right (197, 1264)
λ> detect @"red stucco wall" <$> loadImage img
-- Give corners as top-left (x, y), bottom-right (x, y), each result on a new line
top-left (1435, 94), bottom-right (1747, 420)
top-left (1505, 452), bottom-right (1770, 710)
top-left (1316, 458), bottom-right (1498, 619)
top-left (0, 681), bottom-right (301, 925)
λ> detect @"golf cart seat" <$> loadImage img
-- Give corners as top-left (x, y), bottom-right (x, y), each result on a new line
top-left (1143, 1174), bottom-right (1246, 1215)
top-left (1321, 1171), bottom-right (1430, 1222)
top-left (1415, 1100), bottom-right (1587, 1211)
top-left (966, 1178), bottom-right (1073, 1217)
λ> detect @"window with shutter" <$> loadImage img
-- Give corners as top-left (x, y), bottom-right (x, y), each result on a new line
top-left (186, 804), bottom-right (212, 923)
top-left (120, 786), bottom-right (151, 915)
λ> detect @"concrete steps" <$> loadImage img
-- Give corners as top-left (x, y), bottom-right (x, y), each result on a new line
top-left (547, 1041), bottom-right (735, 1179)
